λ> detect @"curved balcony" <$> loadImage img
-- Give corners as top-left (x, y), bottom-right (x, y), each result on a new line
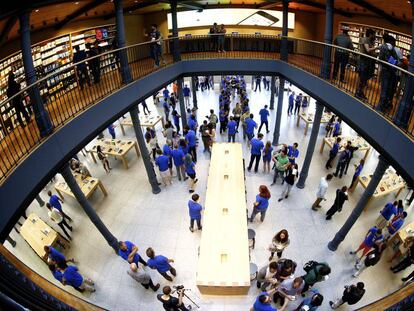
top-left (0, 35), bottom-right (413, 238)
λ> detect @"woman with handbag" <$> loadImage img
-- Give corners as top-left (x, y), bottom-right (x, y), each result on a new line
top-left (268, 229), bottom-right (290, 261)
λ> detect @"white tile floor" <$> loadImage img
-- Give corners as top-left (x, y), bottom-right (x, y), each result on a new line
top-left (5, 78), bottom-right (414, 311)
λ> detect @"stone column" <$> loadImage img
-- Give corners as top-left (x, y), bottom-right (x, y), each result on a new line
top-left (191, 77), bottom-right (198, 109)
top-left (320, 0), bottom-right (334, 79)
top-left (269, 76), bottom-right (276, 110)
top-left (114, 0), bottom-right (132, 84)
top-left (296, 102), bottom-right (323, 189)
top-left (177, 77), bottom-right (188, 127)
top-left (130, 105), bottom-right (161, 194)
top-left (35, 195), bottom-right (45, 207)
top-left (170, 0), bottom-right (181, 62)
top-left (19, 10), bottom-right (53, 137)
top-left (60, 163), bottom-right (119, 252)
top-left (280, 0), bottom-right (289, 61)
top-left (328, 156), bottom-right (389, 251)
top-left (272, 78), bottom-right (285, 146)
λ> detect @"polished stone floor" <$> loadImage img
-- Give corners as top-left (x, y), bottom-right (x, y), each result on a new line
top-left (5, 78), bottom-right (413, 310)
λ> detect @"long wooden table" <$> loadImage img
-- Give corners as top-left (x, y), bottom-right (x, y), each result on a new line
top-left (119, 113), bottom-right (164, 135)
top-left (296, 111), bottom-right (333, 135)
top-left (20, 213), bottom-right (70, 262)
top-left (54, 173), bottom-right (107, 200)
top-left (88, 138), bottom-right (140, 169)
top-left (197, 143), bottom-right (250, 295)
top-left (320, 135), bottom-right (371, 160)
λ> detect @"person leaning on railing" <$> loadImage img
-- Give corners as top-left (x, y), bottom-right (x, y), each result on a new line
top-left (332, 27), bottom-right (354, 83)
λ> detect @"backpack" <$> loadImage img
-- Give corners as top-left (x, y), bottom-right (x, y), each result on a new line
top-left (303, 260), bottom-right (319, 273)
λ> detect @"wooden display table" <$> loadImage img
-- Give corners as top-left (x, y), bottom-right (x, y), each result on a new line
top-left (390, 221), bottom-right (414, 256)
top-left (54, 173), bottom-right (107, 200)
top-left (350, 170), bottom-right (405, 204)
top-left (89, 138), bottom-right (140, 169)
top-left (320, 135), bottom-right (371, 160)
top-left (197, 143), bottom-right (250, 295)
top-left (119, 113), bottom-right (164, 135)
top-left (20, 213), bottom-right (70, 262)
top-left (296, 111), bottom-right (333, 135)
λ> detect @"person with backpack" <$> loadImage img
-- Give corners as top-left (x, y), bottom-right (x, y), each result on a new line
top-left (353, 242), bottom-right (385, 277)
top-left (329, 282), bottom-right (365, 309)
top-left (207, 109), bottom-right (218, 129)
top-left (301, 261), bottom-right (331, 294)
top-left (325, 186), bottom-right (348, 220)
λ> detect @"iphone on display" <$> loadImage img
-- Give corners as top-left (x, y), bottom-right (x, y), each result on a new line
top-left (237, 10), bottom-right (279, 27)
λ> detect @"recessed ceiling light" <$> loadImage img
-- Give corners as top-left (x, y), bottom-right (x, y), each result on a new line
top-left (134, 0), bottom-right (138, 2)
top-left (75, 1), bottom-right (79, 4)
top-left (35, 9), bottom-right (39, 12)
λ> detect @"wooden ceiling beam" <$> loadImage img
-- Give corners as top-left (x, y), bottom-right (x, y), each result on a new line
top-left (0, 16), bottom-right (17, 45)
top-left (54, 0), bottom-right (103, 30)
top-left (347, 0), bottom-right (400, 25)
top-left (293, 0), bottom-right (354, 17)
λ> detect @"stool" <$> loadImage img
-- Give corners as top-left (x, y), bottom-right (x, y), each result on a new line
top-left (248, 229), bottom-right (256, 250)
top-left (250, 262), bottom-right (258, 281)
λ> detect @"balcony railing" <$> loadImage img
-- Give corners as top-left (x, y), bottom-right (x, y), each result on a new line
top-left (0, 34), bottom-right (413, 183)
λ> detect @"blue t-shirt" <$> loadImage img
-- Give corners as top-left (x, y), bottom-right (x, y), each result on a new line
top-left (63, 266), bottom-right (83, 288)
top-left (163, 101), bottom-right (170, 112)
top-left (227, 120), bottom-right (237, 135)
top-left (183, 87), bottom-right (190, 97)
top-left (289, 94), bottom-right (294, 106)
top-left (188, 200), bottom-right (202, 220)
top-left (163, 89), bottom-right (169, 98)
top-left (118, 241), bottom-right (141, 263)
top-left (389, 218), bottom-right (404, 235)
top-left (186, 162), bottom-right (196, 175)
top-left (48, 246), bottom-right (66, 263)
top-left (251, 138), bottom-right (264, 155)
top-left (155, 155), bottom-right (170, 172)
top-left (49, 195), bottom-right (62, 212)
top-left (186, 130), bottom-right (197, 147)
top-left (364, 227), bottom-right (383, 247)
top-left (355, 164), bottom-right (363, 177)
top-left (255, 195), bottom-right (269, 211)
top-left (245, 118), bottom-right (257, 135)
top-left (163, 144), bottom-right (171, 156)
top-left (259, 109), bottom-right (269, 122)
top-left (173, 114), bottom-right (180, 126)
top-left (253, 292), bottom-right (277, 311)
top-left (171, 149), bottom-right (185, 166)
top-left (53, 270), bottom-right (63, 283)
top-left (107, 125), bottom-right (115, 137)
top-left (331, 143), bottom-right (340, 155)
top-left (188, 118), bottom-right (197, 132)
top-left (287, 146), bottom-right (299, 163)
top-left (333, 123), bottom-right (341, 136)
top-left (180, 145), bottom-right (189, 155)
top-left (381, 203), bottom-right (397, 220)
top-left (147, 255), bottom-right (171, 273)
top-left (219, 109), bottom-right (227, 122)
top-left (263, 146), bottom-right (273, 162)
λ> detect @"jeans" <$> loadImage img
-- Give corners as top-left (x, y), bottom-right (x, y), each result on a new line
top-left (294, 104), bottom-right (300, 115)
top-left (150, 45), bottom-right (161, 66)
top-left (332, 51), bottom-right (349, 81)
top-left (175, 165), bottom-right (186, 181)
top-left (377, 68), bottom-right (397, 112)
top-left (159, 266), bottom-right (177, 281)
top-left (258, 121), bottom-right (269, 133)
top-left (228, 134), bottom-right (235, 142)
top-left (280, 183), bottom-right (293, 198)
top-left (190, 218), bottom-right (202, 230)
top-left (356, 60), bottom-right (371, 97)
top-left (58, 219), bottom-right (72, 240)
top-left (287, 104), bottom-right (294, 115)
top-left (326, 204), bottom-right (341, 219)
top-left (189, 146), bottom-right (197, 162)
top-left (254, 81), bottom-right (261, 91)
top-left (272, 170), bottom-right (285, 184)
top-left (248, 154), bottom-right (261, 172)
top-left (334, 160), bottom-right (346, 178)
top-left (250, 207), bottom-right (267, 222)
top-left (325, 151), bottom-right (337, 169)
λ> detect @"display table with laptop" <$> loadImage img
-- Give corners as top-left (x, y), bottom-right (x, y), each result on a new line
top-left (54, 173), bottom-right (107, 200)
top-left (320, 135), bottom-right (371, 160)
top-left (119, 113), bottom-right (164, 135)
top-left (296, 111), bottom-right (332, 135)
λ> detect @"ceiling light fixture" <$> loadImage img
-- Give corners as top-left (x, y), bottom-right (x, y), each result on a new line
top-left (75, 1), bottom-right (79, 4)
top-left (35, 9), bottom-right (39, 12)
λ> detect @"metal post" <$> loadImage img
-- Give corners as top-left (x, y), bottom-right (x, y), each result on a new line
top-left (19, 10), bottom-right (53, 137)
top-left (60, 163), bottom-right (119, 252)
top-left (191, 77), bottom-right (198, 109)
top-left (35, 194), bottom-right (45, 207)
top-left (328, 156), bottom-right (389, 251)
top-left (272, 78), bottom-right (285, 146)
top-left (269, 76), bottom-right (276, 110)
top-left (170, 0), bottom-right (181, 62)
top-left (320, 0), bottom-right (334, 79)
top-left (177, 77), bottom-right (188, 127)
top-left (130, 105), bottom-right (161, 194)
top-left (394, 1), bottom-right (414, 129)
top-left (280, 0), bottom-right (289, 61)
top-left (114, 0), bottom-right (132, 84)
top-left (296, 102), bottom-right (323, 189)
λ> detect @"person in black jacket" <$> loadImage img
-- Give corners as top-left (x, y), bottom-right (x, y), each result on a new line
top-left (88, 42), bottom-right (101, 84)
top-left (353, 242), bottom-right (385, 277)
top-left (343, 140), bottom-right (359, 175)
top-left (329, 282), bottom-right (365, 309)
top-left (7, 72), bottom-right (30, 127)
top-left (326, 186), bottom-right (348, 220)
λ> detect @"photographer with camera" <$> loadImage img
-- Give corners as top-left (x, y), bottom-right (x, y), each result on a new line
top-left (157, 285), bottom-right (192, 311)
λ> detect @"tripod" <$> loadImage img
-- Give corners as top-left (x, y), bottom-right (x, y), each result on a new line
top-left (172, 288), bottom-right (201, 309)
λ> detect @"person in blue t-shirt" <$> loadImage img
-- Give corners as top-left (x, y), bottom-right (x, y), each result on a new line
top-left (387, 212), bottom-right (407, 237)
top-left (59, 263), bottom-right (95, 292)
top-left (245, 114), bottom-right (258, 145)
top-left (250, 185), bottom-right (271, 223)
top-left (188, 193), bottom-right (203, 232)
top-left (287, 92), bottom-right (295, 116)
top-left (183, 84), bottom-right (191, 107)
top-left (325, 137), bottom-right (342, 169)
top-left (171, 145), bottom-right (186, 181)
top-left (49, 264), bottom-right (63, 284)
top-left (258, 105), bottom-right (270, 134)
top-left (247, 133), bottom-right (264, 173)
top-left (138, 100), bottom-right (150, 115)
top-left (188, 115), bottom-right (198, 132)
top-left (155, 149), bottom-right (172, 186)
top-left (227, 116), bottom-right (238, 143)
top-left (349, 159), bottom-right (364, 189)
top-left (47, 190), bottom-right (72, 222)
top-left (294, 93), bottom-right (302, 115)
top-left (44, 245), bottom-right (73, 265)
top-left (163, 87), bottom-right (170, 100)
top-left (184, 126), bottom-right (197, 163)
top-left (219, 107), bottom-right (228, 134)
top-left (333, 118), bottom-right (342, 137)
top-left (262, 141), bottom-right (273, 173)
top-left (107, 123), bottom-right (116, 139)
top-left (350, 226), bottom-right (384, 262)
top-left (184, 154), bottom-right (197, 193)
top-left (287, 143), bottom-right (299, 164)
top-left (118, 240), bottom-right (147, 266)
top-left (146, 247), bottom-right (176, 281)
top-left (251, 287), bottom-right (277, 311)
top-left (172, 110), bottom-right (181, 134)
top-left (163, 100), bottom-right (170, 121)
top-left (163, 140), bottom-right (173, 176)
top-left (375, 201), bottom-right (398, 229)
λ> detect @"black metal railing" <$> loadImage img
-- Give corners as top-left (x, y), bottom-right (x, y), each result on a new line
top-left (0, 34), bottom-right (413, 184)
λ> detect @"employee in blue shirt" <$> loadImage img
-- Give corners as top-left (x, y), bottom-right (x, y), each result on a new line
top-left (245, 113), bottom-right (258, 147)
top-left (376, 201), bottom-right (398, 229)
top-left (247, 133), bottom-right (264, 173)
top-left (258, 105), bottom-right (270, 134)
top-left (287, 143), bottom-right (299, 164)
top-left (146, 247), bottom-right (176, 281)
top-left (349, 159), bottom-right (364, 189)
top-left (250, 185), bottom-right (271, 223)
top-left (162, 87), bottom-right (170, 100)
top-left (325, 137), bottom-right (342, 169)
top-left (183, 84), bottom-right (191, 107)
top-left (251, 287), bottom-right (277, 311)
top-left (44, 245), bottom-right (73, 265)
top-left (333, 118), bottom-right (342, 137)
top-left (171, 110), bottom-right (181, 134)
top-left (294, 93), bottom-right (303, 115)
top-left (107, 123), bottom-right (116, 139)
top-left (60, 263), bottom-right (95, 293)
top-left (163, 100), bottom-right (170, 121)
top-left (188, 193), bottom-right (202, 232)
top-left (227, 116), bottom-right (238, 142)
top-left (155, 149), bottom-right (172, 186)
top-left (219, 106), bottom-right (228, 134)
top-left (171, 145), bottom-right (186, 181)
top-left (387, 212), bottom-right (407, 237)
top-left (49, 264), bottom-right (63, 284)
top-left (47, 191), bottom-right (72, 222)
top-left (188, 115), bottom-right (198, 132)
top-left (118, 240), bottom-right (147, 266)
top-left (287, 92), bottom-right (295, 116)
top-left (184, 125), bottom-right (197, 162)
top-left (184, 153), bottom-right (197, 193)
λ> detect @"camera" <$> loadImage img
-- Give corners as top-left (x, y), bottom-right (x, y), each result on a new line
top-left (173, 285), bottom-right (185, 291)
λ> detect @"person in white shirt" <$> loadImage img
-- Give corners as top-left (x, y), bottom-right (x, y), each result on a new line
top-left (47, 204), bottom-right (72, 240)
top-left (312, 174), bottom-right (333, 211)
